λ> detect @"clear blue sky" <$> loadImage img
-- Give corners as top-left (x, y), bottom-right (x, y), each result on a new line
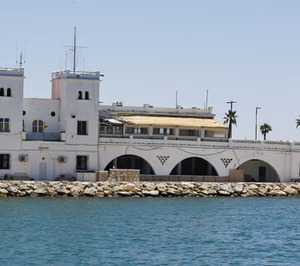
top-left (2, 0), bottom-right (300, 141)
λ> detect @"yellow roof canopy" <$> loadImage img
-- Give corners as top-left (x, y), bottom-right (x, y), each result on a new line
top-left (118, 116), bottom-right (227, 129)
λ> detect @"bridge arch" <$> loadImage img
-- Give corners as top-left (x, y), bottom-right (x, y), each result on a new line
top-left (104, 154), bottom-right (155, 175)
top-left (170, 157), bottom-right (219, 176)
top-left (237, 159), bottom-right (280, 182)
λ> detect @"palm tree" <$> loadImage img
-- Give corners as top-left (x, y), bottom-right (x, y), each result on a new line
top-left (224, 110), bottom-right (237, 139)
top-left (260, 123), bottom-right (272, 140)
top-left (296, 116), bottom-right (300, 128)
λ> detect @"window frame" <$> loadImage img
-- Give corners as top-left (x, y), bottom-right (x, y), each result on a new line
top-left (76, 155), bottom-right (88, 171)
top-left (0, 118), bottom-right (10, 132)
top-left (32, 120), bottom-right (44, 133)
top-left (0, 154), bottom-right (10, 169)
top-left (77, 120), bottom-right (88, 135)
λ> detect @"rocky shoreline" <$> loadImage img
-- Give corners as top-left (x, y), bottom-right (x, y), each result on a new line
top-left (0, 181), bottom-right (300, 197)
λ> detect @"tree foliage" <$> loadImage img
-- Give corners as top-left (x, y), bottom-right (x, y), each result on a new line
top-left (260, 123), bottom-right (272, 140)
top-left (224, 110), bottom-right (237, 139)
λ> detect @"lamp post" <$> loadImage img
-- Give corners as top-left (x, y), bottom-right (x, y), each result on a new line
top-left (255, 107), bottom-right (261, 140)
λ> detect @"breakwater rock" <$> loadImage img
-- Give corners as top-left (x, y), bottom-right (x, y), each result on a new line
top-left (0, 181), bottom-right (300, 197)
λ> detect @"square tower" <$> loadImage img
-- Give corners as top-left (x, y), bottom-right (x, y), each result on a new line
top-left (51, 70), bottom-right (101, 145)
top-left (0, 68), bottom-right (24, 139)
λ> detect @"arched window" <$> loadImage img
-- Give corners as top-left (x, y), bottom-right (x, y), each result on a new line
top-left (85, 91), bottom-right (89, 100)
top-left (7, 88), bottom-right (11, 97)
top-left (32, 120), bottom-right (44, 133)
top-left (0, 88), bottom-right (4, 96)
top-left (78, 91), bottom-right (82, 99)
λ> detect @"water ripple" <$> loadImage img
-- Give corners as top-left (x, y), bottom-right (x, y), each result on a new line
top-left (0, 197), bottom-right (299, 265)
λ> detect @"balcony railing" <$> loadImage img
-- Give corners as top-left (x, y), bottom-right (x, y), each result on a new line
top-left (25, 132), bottom-right (62, 141)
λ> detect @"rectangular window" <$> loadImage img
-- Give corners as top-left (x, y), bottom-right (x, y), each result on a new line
top-left (77, 121), bottom-right (88, 135)
top-left (125, 127), bottom-right (148, 135)
top-left (0, 118), bottom-right (10, 132)
top-left (76, 155), bottom-right (88, 170)
top-left (153, 128), bottom-right (174, 135)
top-left (179, 129), bottom-right (199, 137)
top-left (0, 154), bottom-right (10, 169)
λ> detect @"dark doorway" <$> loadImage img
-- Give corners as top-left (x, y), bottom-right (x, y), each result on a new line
top-left (105, 155), bottom-right (155, 175)
top-left (170, 157), bottom-right (218, 176)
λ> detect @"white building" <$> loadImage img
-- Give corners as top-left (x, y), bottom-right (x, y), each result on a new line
top-left (0, 66), bottom-right (299, 182)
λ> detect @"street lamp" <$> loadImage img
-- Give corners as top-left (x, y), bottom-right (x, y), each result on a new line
top-left (255, 107), bottom-right (262, 140)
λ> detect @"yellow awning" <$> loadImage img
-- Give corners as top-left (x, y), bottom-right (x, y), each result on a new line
top-left (118, 116), bottom-right (227, 129)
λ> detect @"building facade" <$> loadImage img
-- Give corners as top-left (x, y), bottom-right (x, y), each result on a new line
top-left (0, 67), bottom-right (299, 182)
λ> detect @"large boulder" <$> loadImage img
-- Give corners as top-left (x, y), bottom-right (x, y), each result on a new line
top-left (142, 190), bottom-right (159, 197)
top-left (83, 187), bottom-right (98, 196)
top-left (283, 186), bottom-right (298, 196)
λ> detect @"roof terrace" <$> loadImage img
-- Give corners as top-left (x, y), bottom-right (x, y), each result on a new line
top-left (0, 68), bottom-right (24, 77)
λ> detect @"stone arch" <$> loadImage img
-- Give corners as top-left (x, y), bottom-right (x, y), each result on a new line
top-left (170, 157), bottom-right (219, 176)
top-left (104, 154), bottom-right (155, 175)
top-left (237, 159), bottom-right (280, 182)
top-left (78, 91), bottom-right (82, 99)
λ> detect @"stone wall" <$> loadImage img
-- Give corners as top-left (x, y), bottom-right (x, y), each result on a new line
top-left (0, 181), bottom-right (300, 197)
top-left (98, 169), bottom-right (140, 182)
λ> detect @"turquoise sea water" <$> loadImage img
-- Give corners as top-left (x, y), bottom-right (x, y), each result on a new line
top-left (0, 197), bottom-right (299, 265)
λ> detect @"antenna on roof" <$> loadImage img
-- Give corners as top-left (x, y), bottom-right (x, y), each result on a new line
top-left (16, 42), bottom-right (26, 68)
top-left (64, 27), bottom-right (87, 73)
top-left (176, 91), bottom-right (178, 108)
top-left (16, 52), bottom-right (26, 68)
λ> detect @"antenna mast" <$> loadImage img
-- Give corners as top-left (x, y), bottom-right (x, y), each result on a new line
top-left (73, 27), bottom-right (76, 73)
top-left (16, 52), bottom-right (26, 68)
top-left (64, 27), bottom-right (86, 72)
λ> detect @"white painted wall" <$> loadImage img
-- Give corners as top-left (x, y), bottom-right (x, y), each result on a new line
top-left (23, 98), bottom-right (59, 134)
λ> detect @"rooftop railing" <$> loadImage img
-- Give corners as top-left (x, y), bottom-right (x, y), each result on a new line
top-left (99, 134), bottom-right (296, 152)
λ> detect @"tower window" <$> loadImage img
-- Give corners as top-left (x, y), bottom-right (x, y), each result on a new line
top-left (78, 91), bottom-right (82, 100)
top-left (0, 118), bottom-right (10, 132)
top-left (32, 120), bottom-right (44, 133)
top-left (7, 88), bottom-right (11, 97)
top-left (77, 121), bottom-right (88, 135)
top-left (85, 91), bottom-right (89, 100)
top-left (0, 154), bottom-right (10, 169)
top-left (0, 88), bottom-right (4, 96)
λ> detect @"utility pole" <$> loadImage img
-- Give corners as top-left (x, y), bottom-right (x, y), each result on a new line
top-left (226, 100), bottom-right (237, 112)
top-left (255, 107), bottom-right (262, 140)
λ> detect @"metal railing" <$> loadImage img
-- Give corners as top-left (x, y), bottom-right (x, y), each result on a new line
top-left (26, 132), bottom-right (61, 141)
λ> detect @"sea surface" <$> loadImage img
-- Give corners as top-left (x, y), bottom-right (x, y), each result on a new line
top-left (0, 197), bottom-right (299, 266)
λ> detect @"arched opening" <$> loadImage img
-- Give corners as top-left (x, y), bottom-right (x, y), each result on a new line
top-left (78, 91), bottom-right (82, 99)
top-left (85, 91), bottom-right (89, 100)
top-left (0, 88), bottom-right (4, 96)
top-left (104, 155), bottom-right (155, 175)
top-left (170, 157), bottom-right (218, 176)
top-left (7, 88), bottom-right (11, 97)
top-left (237, 159), bottom-right (280, 182)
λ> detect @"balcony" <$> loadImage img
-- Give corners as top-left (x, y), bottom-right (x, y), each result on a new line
top-left (24, 132), bottom-right (63, 141)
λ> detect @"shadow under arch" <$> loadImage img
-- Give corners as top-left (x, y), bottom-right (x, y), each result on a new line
top-left (104, 154), bottom-right (155, 175)
top-left (170, 157), bottom-right (218, 176)
top-left (237, 159), bottom-right (280, 182)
